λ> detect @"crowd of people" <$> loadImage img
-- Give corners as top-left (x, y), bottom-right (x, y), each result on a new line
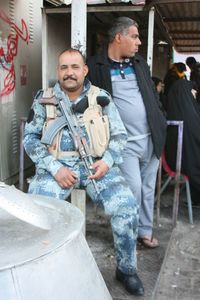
top-left (23, 16), bottom-right (199, 297)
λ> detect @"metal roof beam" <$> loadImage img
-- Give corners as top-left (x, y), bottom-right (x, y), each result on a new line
top-left (148, 0), bottom-right (200, 5)
top-left (170, 30), bottom-right (200, 34)
top-left (153, 7), bottom-right (173, 47)
top-left (172, 37), bottom-right (200, 40)
top-left (177, 50), bottom-right (200, 53)
top-left (175, 44), bottom-right (200, 47)
top-left (43, 5), bottom-right (144, 14)
top-left (164, 17), bottom-right (200, 22)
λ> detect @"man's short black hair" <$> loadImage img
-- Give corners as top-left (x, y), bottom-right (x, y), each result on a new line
top-left (59, 48), bottom-right (86, 64)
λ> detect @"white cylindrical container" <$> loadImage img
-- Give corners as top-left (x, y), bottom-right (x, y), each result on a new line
top-left (0, 191), bottom-right (112, 300)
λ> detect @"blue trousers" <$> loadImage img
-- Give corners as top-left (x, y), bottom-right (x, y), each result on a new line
top-left (29, 163), bottom-right (139, 275)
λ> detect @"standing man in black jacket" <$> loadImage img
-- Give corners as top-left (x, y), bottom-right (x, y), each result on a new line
top-left (87, 17), bottom-right (166, 250)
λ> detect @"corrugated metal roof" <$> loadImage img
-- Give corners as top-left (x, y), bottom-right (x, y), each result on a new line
top-left (149, 0), bottom-right (200, 53)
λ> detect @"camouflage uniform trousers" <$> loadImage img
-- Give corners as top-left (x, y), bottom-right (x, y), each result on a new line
top-left (29, 162), bottom-right (139, 275)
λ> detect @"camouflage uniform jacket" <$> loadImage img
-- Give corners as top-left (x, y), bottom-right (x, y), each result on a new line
top-left (23, 80), bottom-right (127, 177)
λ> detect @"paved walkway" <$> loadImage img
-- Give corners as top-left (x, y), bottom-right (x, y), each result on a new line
top-left (86, 186), bottom-right (200, 300)
top-left (152, 221), bottom-right (200, 300)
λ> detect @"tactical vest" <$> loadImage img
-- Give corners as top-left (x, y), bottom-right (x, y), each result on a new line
top-left (40, 85), bottom-right (110, 159)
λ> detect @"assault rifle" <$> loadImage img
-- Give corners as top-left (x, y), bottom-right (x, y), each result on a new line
top-left (41, 97), bottom-right (100, 195)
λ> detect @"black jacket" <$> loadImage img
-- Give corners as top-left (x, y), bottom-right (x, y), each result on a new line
top-left (87, 48), bottom-right (167, 158)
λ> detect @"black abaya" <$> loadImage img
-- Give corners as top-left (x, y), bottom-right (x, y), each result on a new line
top-left (165, 78), bottom-right (200, 202)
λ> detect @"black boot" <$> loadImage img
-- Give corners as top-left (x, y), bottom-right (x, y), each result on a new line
top-left (116, 268), bottom-right (144, 296)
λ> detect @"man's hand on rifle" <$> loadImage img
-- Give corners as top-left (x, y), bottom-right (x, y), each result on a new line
top-left (88, 160), bottom-right (109, 180)
top-left (54, 166), bottom-right (78, 188)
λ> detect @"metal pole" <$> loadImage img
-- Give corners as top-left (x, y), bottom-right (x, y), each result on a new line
top-left (147, 7), bottom-right (155, 75)
top-left (156, 157), bottom-right (162, 225)
top-left (172, 121), bottom-right (184, 227)
top-left (71, 0), bottom-right (87, 56)
top-left (42, 9), bottom-right (48, 89)
top-left (19, 117), bottom-right (27, 191)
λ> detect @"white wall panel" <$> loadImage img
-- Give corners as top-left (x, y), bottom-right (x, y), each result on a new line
top-left (0, 0), bottom-right (43, 183)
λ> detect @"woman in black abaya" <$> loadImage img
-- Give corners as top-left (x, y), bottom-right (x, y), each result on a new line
top-left (165, 63), bottom-right (200, 205)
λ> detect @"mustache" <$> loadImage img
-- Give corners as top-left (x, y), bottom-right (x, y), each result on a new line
top-left (63, 76), bottom-right (77, 81)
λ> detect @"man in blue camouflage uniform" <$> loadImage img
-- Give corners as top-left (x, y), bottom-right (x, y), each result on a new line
top-left (23, 48), bottom-right (144, 296)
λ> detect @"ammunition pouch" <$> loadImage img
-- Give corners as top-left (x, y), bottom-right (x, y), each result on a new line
top-left (83, 85), bottom-right (110, 157)
top-left (40, 85), bottom-right (110, 158)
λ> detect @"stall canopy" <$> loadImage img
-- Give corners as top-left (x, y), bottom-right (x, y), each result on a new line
top-left (44, 0), bottom-right (200, 54)
top-left (148, 0), bottom-right (200, 53)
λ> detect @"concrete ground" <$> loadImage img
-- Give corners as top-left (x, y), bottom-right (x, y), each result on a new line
top-left (152, 221), bottom-right (200, 300)
top-left (85, 184), bottom-right (200, 300)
